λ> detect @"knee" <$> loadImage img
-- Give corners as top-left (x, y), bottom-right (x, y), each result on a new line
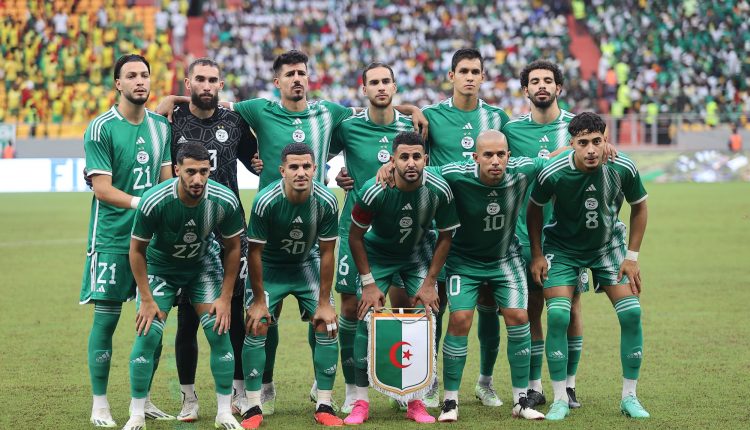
top-left (503, 309), bottom-right (528, 327)
top-left (616, 301), bottom-right (641, 329)
top-left (546, 307), bottom-right (571, 329)
top-left (447, 311), bottom-right (473, 336)
top-left (340, 294), bottom-right (358, 320)
top-left (135, 326), bottom-right (164, 352)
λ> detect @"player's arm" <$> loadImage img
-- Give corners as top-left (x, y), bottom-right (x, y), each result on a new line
top-left (237, 120), bottom-right (261, 175)
top-left (129, 237), bottom-right (164, 335)
top-left (210, 233), bottom-right (240, 334)
top-left (245, 241), bottom-right (271, 335)
top-left (155, 95), bottom-right (190, 122)
top-left (349, 205), bottom-right (385, 319)
top-left (90, 174), bottom-right (143, 209)
top-left (159, 164), bottom-right (173, 181)
top-left (394, 104), bottom-right (429, 140)
top-left (314, 238), bottom-right (338, 337)
top-left (413, 229), bottom-right (452, 312)
top-left (619, 199), bottom-right (648, 295)
top-left (527, 200), bottom-right (547, 286)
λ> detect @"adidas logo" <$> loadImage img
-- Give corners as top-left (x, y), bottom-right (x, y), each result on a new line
top-left (342, 357), bottom-right (355, 366)
top-left (488, 190), bottom-right (498, 197)
top-left (177, 136), bottom-right (188, 144)
top-left (586, 184), bottom-right (597, 192)
top-left (548, 350), bottom-right (565, 360)
top-left (293, 216), bottom-right (303, 223)
top-left (219, 352), bottom-right (234, 362)
top-left (131, 356), bottom-right (149, 364)
top-left (136, 136), bottom-right (146, 145)
top-left (515, 348), bottom-right (530, 356)
top-left (96, 351), bottom-right (112, 363)
top-left (95, 285), bottom-right (106, 293)
top-left (379, 136), bottom-right (389, 143)
top-left (338, 279), bottom-right (348, 286)
top-left (292, 118), bottom-right (302, 125)
top-left (539, 135), bottom-right (550, 143)
top-left (323, 365), bottom-right (337, 375)
top-left (463, 122), bottom-right (473, 130)
top-left (401, 203), bottom-right (412, 210)
top-left (185, 219), bottom-right (196, 227)
top-left (248, 368), bottom-right (260, 378)
top-left (626, 351), bottom-right (643, 360)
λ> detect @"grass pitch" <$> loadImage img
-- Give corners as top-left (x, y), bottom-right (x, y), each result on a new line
top-left (0, 182), bottom-right (748, 429)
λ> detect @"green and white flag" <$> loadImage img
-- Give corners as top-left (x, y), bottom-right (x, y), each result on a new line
top-left (367, 309), bottom-right (436, 401)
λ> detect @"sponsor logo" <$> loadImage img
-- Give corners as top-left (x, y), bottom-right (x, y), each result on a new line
top-left (177, 136), bottom-right (188, 144)
top-left (136, 136), bottom-right (146, 145)
top-left (379, 136), bottom-right (389, 143)
top-left (292, 118), bottom-right (302, 125)
top-left (585, 198), bottom-right (598, 210)
top-left (401, 203), bottom-right (412, 210)
top-left (539, 135), bottom-right (550, 143)
top-left (537, 148), bottom-right (551, 159)
top-left (183, 232), bottom-right (197, 243)
top-left (248, 368), bottom-right (259, 378)
top-left (215, 128), bottom-right (228, 143)
top-left (548, 350), bottom-right (565, 360)
top-left (293, 216), bottom-right (303, 224)
top-left (95, 351), bottom-right (112, 363)
top-left (219, 352), bottom-right (234, 362)
top-left (290, 229), bottom-right (303, 240)
top-left (586, 184), bottom-right (597, 192)
top-left (515, 348), bottom-right (530, 356)
top-left (292, 129), bottom-right (305, 142)
top-left (185, 219), bottom-right (196, 227)
top-left (486, 202), bottom-right (500, 215)
top-left (130, 356), bottom-right (149, 364)
top-left (461, 135), bottom-right (474, 149)
top-left (462, 122), bottom-right (473, 130)
top-left (377, 149), bottom-right (390, 163)
top-left (579, 271), bottom-right (589, 284)
top-left (136, 151), bottom-right (149, 164)
top-left (626, 350), bottom-right (643, 360)
top-left (323, 365), bottom-right (337, 375)
top-left (399, 216), bottom-right (413, 228)
top-left (338, 279), bottom-right (348, 286)
top-left (488, 190), bottom-right (498, 197)
top-left (342, 357), bottom-right (355, 367)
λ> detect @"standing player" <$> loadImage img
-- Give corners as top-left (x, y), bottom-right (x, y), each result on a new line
top-left (328, 62), bottom-right (414, 413)
top-left (527, 112), bottom-right (649, 420)
top-left (79, 54), bottom-right (173, 428)
top-left (437, 130), bottom-right (545, 422)
top-left (169, 58), bottom-right (259, 422)
top-left (123, 143), bottom-right (244, 430)
top-left (419, 48), bottom-right (510, 407)
top-left (240, 143), bottom-right (342, 429)
top-left (344, 131), bottom-right (460, 425)
top-left (502, 59), bottom-right (583, 408)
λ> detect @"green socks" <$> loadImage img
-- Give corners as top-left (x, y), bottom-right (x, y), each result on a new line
top-left (530, 340), bottom-right (545, 381)
top-left (338, 316), bottom-right (357, 385)
top-left (129, 318), bottom-right (165, 398)
top-left (614, 296), bottom-right (643, 380)
top-left (242, 335), bottom-right (266, 391)
top-left (199, 313), bottom-right (234, 396)
top-left (506, 323), bottom-right (531, 389)
top-left (88, 301), bottom-right (122, 396)
top-left (314, 332), bottom-right (339, 390)
top-left (353, 320), bottom-right (369, 387)
top-left (567, 336), bottom-right (583, 377)
top-left (477, 304), bottom-right (500, 377)
top-left (442, 334), bottom-right (468, 391)
top-left (545, 297), bottom-right (571, 382)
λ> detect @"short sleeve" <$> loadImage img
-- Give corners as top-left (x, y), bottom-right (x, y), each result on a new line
top-left (324, 101), bottom-right (355, 126)
top-left (219, 202), bottom-right (245, 239)
top-left (351, 180), bottom-right (379, 228)
top-left (329, 123), bottom-right (345, 155)
top-left (84, 123), bottom-right (113, 176)
top-left (434, 188), bottom-right (460, 232)
top-left (618, 158), bottom-right (648, 204)
top-left (247, 195), bottom-right (270, 243)
top-left (529, 172), bottom-right (553, 206)
top-left (161, 124), bottom-right (172, 165)
top-left (318, 196), bottom-right (339, 241)
top-left (131, 203), bottom-right (155, 242)
top-left (233, 98), bottom-right (267, 130)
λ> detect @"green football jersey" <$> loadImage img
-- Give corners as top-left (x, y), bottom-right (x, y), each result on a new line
top-left (421, 97), bottom-right (510, 165)
top-left (84, 106), bottom-right (172, 254)
top-left (131, 178), bottom-right (244, 271)
top-left (530, 151), bottom-right (648, 256)
top-left (329, 108), bottom-right (414, 235)
top-left (503, 109), bottom-right (575, 246)
top-left (247, 179), bottom-right (339, 267)
top-left (233, 98), bottom-right (354, 188)
top-left (351, 169), bottom-right (460, 259)
top-left (440, 157), bottom-right (545, 261)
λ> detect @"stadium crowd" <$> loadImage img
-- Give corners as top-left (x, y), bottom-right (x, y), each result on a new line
top-left (1, 0), bottom-right (748, 129)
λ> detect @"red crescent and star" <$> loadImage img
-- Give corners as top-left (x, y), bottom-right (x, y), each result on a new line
top-left (389, 341), bottom-right (413, 368)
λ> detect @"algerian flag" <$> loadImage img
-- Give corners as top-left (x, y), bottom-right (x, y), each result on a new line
top-left (367, 309), bottom-right (436, 401)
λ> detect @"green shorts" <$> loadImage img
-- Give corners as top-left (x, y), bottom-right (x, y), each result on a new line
top-left (245, 258), bottom-right (333, 322)
top-left (544, 245), bottom-right (627, 292)
top-left (445, 251), bottom-right (528, 311)
top-left (79, 252), bottom-right (136, 304)
top-left (139, 244), bottom-right (225, 312)
top-left (358, 239), bottom-right (434, 299)
top-left (336, 232), bottom-right (404, 294)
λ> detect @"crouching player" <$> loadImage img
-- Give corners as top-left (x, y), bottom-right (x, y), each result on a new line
top-left (123, 143), bottom-right (244, 430)
top-left (240, 143), bottom-right (342, 429)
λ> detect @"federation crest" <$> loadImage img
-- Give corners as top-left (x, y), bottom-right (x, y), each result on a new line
top-left (460, 136), bottom-right (474, 149)
top-left (136, 151), bottom-right (149, 164)
top-left (292, 129), bottom-right (306, 142)
top-left (183, 232), bottom-right (197, 243)
top-left (290, 229), bottom-right (304, 240)
top-left (377, 149), bottom-right (390, 163)
top-left (537, 148), bottom-right (551, 159)
top-left (367, 309), bottom-right (436, 401)
top-left (399, 217), bottom-right (413, 228)
top-left (486, 202), bottom-right (500, 215)
top-left (585, 198), bottom-right (598, 210)
top-left (215, 128), bottom-right (229, 143)
top-left (579, 270), bottom-right (589, 285)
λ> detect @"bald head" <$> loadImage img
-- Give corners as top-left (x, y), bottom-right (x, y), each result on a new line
top-left (473, 130), bottom-right (510, 185)
top-left (476, 130), bottom-right (509, 153)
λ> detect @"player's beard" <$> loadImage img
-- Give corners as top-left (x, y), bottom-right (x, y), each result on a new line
top-left (370, 94), bottom-right (393, 108)
top-left (397, 166), bottom-right (422, 184)
top-left (192, 91), bottom-right (219, 110)
top-left (530, 92), bottom-right (556, 109)
top-left (124, 90), bottom-right (149, 106)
